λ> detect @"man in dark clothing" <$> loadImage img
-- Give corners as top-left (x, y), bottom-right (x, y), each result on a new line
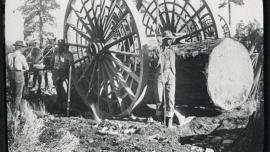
top-left (51, 39), bottom-right (73, 112)
top-left (29, 47), bottom-right (43, 94)
top-left (43, 39), bottom-right (56, 89)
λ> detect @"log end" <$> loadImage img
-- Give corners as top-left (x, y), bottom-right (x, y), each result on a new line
top-left (207, 38), bottom-right (254, 110)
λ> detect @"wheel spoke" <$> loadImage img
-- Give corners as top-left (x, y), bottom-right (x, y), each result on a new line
top-left (177, 5), bottom-right (206, 33)
top-left (67, 23), bottom-right (93, 42)
top-left (66, 43), bottom-right (88, 48)
top-left (102, 6), bottom-right (110, 29)
top-left (71, 6), bottom-right (95, 38)
top-left (175, 24), bottom-right (214, 42)
top-left (171, 0), bottom-right (176, 31)
top-left (82, 5), bottom-right (98, 37)
top-left (103, 56), bottom-right (136, 98)
top-left (78, 58), bottom-right (94, 82)
top-left (100, 62), bottom-right (108, 86)
top-left (106, 54), bottom-right (139, 82)
top-left (96, 2), bottom-right (103, 30)
top-left (102, 59), bottom-right (119, 92)
top-left (103, 0), bottom-right (118, 29)
top-left (91, 0), bottom-right (102, 35)
top-left (159, 13), bottom-right (167, 30)
top-left (86, 61), bottom-right (98, 97)
top-left (73, 56), bottom-right (89, 64)
top-left (104, 9), bottom-right (129, 38)
top-left (164, 1), bottom-right (171, 30)
top-left (108, 49), bottom-right (140, 57)
top-left (100, 62), bottom-right (110, 96)
top-left (104, 31), bottom-right (136, 50)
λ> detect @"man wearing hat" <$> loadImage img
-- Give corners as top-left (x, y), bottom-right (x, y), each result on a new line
top-left (51, 39), bottom-right (73, 113)
top-left (12, 41), bottom-right (29, 116)
top-left (154, 30), bottom-right (177, 128)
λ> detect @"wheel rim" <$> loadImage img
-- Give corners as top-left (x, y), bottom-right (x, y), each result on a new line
top-left (138, 0), bottom-right (218, 42)
top-left (218, 14), bottom-right (231, 38)
top-left (63, 0), bottom-right (148, 116)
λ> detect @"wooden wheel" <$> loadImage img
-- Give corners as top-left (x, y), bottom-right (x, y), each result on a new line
top-left (218, 14), bottom-right (231, 38)
top-left (137, 0), bottom-right (218, 42)
top-left (63, 0), bottom-right (148, 120)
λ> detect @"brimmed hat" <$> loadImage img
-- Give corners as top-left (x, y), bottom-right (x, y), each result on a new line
top-left (13, 41), bottom-right (26, 47)
top-left (162, 30), bottom-right (177, 40)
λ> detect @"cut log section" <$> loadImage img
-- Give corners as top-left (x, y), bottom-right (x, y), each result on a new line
top-left (207, 38), bottom-right (253, 110)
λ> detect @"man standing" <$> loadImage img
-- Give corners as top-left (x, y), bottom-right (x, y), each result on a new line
top-left (7, 48), bottom-right (16, 98)
top-left (51, 39), bottom-right (73, 113)
top-left (154, 30), bottom-right (176, 128)
top-left (12, 41), bottom-right (29, 116)
top-left (29, 47), bottom-right (43, 94)
top-left (43, 38), bottom-right (56, 90)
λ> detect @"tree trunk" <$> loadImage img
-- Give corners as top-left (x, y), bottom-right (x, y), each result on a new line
top-left (39, 0), bottom-right (43, 49)
top-left (228, 0), bottom-right (231, 25)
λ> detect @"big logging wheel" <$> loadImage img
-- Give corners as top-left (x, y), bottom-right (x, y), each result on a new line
top-left (137, 0), bottom-right (218, 42)
top-left (64, 0), bottom-right (149, 121)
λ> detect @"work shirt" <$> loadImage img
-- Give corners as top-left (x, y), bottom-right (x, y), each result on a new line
top-left (52, 47), bottom-right (73, 70)
top-left (43, 46), bottom-right (54, 66)
top-left (157, 46), bottom-right (176, 75)
top-left (13, 50), bottom-right (29, 71)
top-left (51, 47), bottom-right (73, 84)
top-left (31, 47), bottom-right (43, 64)
top-left (7, 52), bottom-right (15, 70)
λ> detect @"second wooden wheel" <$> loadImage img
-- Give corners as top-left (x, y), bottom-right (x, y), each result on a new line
top-left (137, 0), bottom-right (219, 42)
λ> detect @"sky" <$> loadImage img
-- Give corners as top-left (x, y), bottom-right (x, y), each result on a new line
top-left (5, 0), bottom-right (263, 44)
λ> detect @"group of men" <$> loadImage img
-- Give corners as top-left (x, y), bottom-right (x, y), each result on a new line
top-left (7, 39), bottom-right (73, 117)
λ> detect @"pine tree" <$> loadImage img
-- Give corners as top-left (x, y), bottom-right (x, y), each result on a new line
top-left (18, 0), bottom-right (60, 48)
top-left (218, 0), bottom-right (245, 25)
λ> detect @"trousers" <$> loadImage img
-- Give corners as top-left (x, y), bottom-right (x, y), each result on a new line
top-left (53, 69), bottom-right (68, 111)
top-left (32, 68), bottom-right (42, 89)
top-left (14, 71), bottom-right (25, 113)
top-left (154, 69), bottom-right (176, 118)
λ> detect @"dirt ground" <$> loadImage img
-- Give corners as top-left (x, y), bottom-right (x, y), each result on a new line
top-left (6, 71), bottom-right (262, 152)
top-left (7, 87), bottom-right (258, 152)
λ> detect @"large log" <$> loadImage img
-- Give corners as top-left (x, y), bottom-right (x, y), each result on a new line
top-left (207, 38), bottom-right (253, 110)
top-left (145, 38), bottom-right (253, 111)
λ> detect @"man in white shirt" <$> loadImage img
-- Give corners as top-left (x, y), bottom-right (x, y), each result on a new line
top-left (12, 41), bottom-right (29, 116)
top-left (7, 50), bottom-right (16, 98)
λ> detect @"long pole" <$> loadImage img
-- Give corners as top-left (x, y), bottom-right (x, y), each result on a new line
top-left (67, 65), bottom-right (72, 117)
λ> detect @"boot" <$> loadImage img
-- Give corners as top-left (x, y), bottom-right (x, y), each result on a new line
top-left (166, 117), bottom-right (173, 128)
